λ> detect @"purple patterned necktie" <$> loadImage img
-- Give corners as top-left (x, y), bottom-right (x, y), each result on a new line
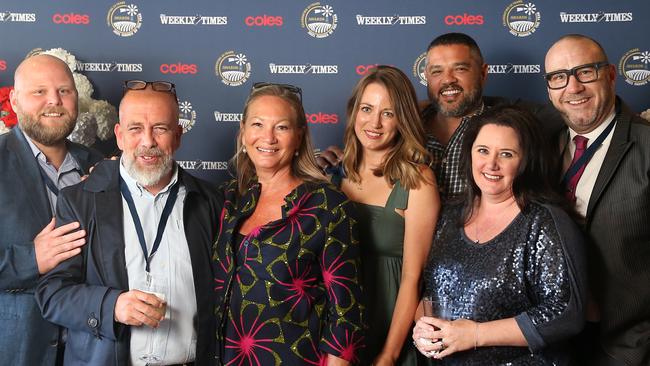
top-left (565, 135), bottom-right (589, 202)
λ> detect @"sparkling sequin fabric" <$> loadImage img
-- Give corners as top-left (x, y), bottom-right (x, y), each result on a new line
top-left (423, 202), bottom-right (576, 365)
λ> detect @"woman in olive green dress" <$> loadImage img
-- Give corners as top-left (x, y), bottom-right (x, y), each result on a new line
top-left (338, 66), bottom-right (440, 365)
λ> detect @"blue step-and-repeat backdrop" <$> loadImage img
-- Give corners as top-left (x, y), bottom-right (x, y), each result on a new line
top-left (1, 0), bottom-right (648, 184)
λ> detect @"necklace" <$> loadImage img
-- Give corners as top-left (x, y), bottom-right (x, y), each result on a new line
top-left (471, 200), bottom-right (518, 243)
top-left (473, 219), bottom-right (492, 244)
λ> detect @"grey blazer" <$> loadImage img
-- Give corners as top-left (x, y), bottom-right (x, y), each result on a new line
top-left (561, 98), bottom-right (650, 365)
top-left (0, 128), bottom-right (102, 366)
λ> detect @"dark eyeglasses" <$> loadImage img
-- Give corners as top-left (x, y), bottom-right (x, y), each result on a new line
top-left (123, 80), bottom-right (177, 99)
top-left (251, 82), bottom-right (302, 101)
top-left (544, 61), bottom-right (609, 90)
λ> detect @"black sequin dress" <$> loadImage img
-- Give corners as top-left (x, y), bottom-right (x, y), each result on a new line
top-left (422, 202), bottom-right (586, 366)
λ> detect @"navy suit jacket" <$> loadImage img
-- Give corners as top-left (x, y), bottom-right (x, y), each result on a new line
top-left (36, 160), bottom-right (222, 366)
top-left (0, 128), bottom-right (102, 366)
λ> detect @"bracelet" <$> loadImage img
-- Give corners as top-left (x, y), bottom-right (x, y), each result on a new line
top-left (474, 322), bottom-right (479, 350)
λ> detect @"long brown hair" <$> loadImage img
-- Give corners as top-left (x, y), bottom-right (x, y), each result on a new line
top-left (233, 84), bottom-right (327, 195)
top-left (342, 65), bottom-right (431, 190)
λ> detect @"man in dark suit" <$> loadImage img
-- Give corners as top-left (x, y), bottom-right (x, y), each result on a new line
top-left (545, 34), bottom-right (650, 365)
top-left (36, 82), bottom-right (222, 365)
top-left (0, 54), bottom-right (102, 366)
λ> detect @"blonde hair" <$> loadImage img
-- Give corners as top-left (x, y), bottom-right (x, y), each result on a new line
top-left (342, 65), bottom-right (431, 190)
top-left (233, 84), bottom-right (327, 195)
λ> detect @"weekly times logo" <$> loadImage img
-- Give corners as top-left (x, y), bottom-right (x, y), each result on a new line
top-left (107, 1), bottom-right (142, 37)
top-left (502, 1), bottom-right (540, 37)
top-left (619, 49), bottom-right (650, 86)
top-left (301, 3), bottom-right (337, 38)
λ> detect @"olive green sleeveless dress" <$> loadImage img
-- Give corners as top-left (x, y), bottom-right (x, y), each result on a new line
top-left (354, 181), bottom-right (419, 365)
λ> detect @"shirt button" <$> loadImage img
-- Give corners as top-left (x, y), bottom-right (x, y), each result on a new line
top-left (87, 317), bottom-right (98, 328)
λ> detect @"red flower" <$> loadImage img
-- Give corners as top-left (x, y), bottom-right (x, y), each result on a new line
top-left (0, 86), bottom-right (17, 128)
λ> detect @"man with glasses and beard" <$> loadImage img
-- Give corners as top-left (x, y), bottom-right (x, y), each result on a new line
top-left (36, 81), bottom-right (222, 365)
top-left (318, 32), bottom-right (563, 201)
top-left (545, 34), bottom-right (650, 366)
top-left (0, 54), bottom-right (102, 366)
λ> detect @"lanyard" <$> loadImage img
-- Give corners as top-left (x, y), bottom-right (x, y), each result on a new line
top-left (119, 177), bottom-right (180, 273)
top-left (37, 164), bottom-right (60, 196)
top-left (561, 119), bottom-right (616, 187)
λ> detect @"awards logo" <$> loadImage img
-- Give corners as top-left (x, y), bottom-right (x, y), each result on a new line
top-left (215, 51), bottom-right (252, 87)
top-left (179, 101), bottom-right (197, 133)
top-left (412, 52), bottom-right (428, 86)
top-left (619, 49), bottom-right (650, 86)
top-left (107, 2), bottom-right (142, 37)
top-left (301, 3), bottom-right (338, 38)
top-left (503, 1), bottom-right (540, 37)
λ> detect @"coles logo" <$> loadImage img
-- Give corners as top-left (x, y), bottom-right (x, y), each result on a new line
top-left (502, 1), bottom-right (540, 37)
top-left (412, 52), bottom-right (428, 86)
top-left (444, 14), bottom-right (484, 25)
top-left (160, 63), bottom-right (197, 74)
top-left (107, 1), bottom-right (142, 37)
top-left (618, 49), bottom-right (650, 86)
top-left (215, 51), bottom-right (251, 87)
top-left (301, 3), bottom-right (337, 38)
top-left (356, 64), bottom-right (380, 75)
top-left (0, 60), bottom-right (6, 71)
top-left (305, 112), bottom-right (338, 124)
top-left (245, 15), bottom-right (283, 27)
top-left (179, 101), bottom-right (197, 133)
top-left (52, 13), bottom-right (90, 25)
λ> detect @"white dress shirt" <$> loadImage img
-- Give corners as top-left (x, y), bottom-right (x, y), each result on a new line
top-left (563, 111), bottom-right (616, 217)
top-left (119, 161), bottom-right (198, 365)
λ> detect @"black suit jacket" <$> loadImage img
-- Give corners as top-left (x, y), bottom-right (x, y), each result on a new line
top-left (556, 98), bottom-right (650, 365)
top-left (0, 128), bottom-right (102, 366)
top-left (36, 159), bottom-right (222, 366)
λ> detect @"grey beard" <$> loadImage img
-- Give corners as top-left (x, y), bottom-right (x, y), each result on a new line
top-left (123, 152), bottom-right (174, 188)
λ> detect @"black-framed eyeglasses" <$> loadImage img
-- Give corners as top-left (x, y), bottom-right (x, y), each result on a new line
top-left (544, 61), bottom-right (609, 90)
top-left (123, 80), bottom-right (177, 99)
top-left (251, 82), bottom-right (302, 101)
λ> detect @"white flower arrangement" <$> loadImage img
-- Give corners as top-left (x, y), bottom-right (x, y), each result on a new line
top-left (38, 48), bottom-right (118, 147)
top-left (641, 109), bottom-right (650, 122)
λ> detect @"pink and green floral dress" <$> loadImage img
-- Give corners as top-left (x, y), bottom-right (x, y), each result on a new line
top-left (213, 180), bottom-right (365, 365)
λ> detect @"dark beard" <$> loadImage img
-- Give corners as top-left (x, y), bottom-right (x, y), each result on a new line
top-left (18, 113), bottom-right (76, 146)
top-left (430, 87), bottom-right (483, 118)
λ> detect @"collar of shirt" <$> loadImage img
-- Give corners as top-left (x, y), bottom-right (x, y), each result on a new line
top-left (119, 157), bottom-right (179, 198)
top-left (567, 110), bottom-right (616, 149)
top-left (20, 127), bottom-right (82, 175)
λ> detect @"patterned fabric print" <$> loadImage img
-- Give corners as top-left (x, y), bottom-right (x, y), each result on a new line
top-left (422, 103), bottom-right (485, 201)
top-left (213, 180), bottom-right (364, 366)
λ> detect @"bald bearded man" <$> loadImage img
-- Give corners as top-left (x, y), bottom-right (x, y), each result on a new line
top-left (0, 54), bottom-right (102, 365)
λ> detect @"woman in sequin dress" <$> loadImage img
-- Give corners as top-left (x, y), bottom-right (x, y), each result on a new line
top-left (212, 84), bottom-right (364, 365)
top-left (337, 66), bottom-right (440, 365)
top-left (412, 106), bottom-right (587, 365)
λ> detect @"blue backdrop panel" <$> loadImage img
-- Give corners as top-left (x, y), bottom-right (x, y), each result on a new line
top-left (1, 0), bottom-right (647, 183)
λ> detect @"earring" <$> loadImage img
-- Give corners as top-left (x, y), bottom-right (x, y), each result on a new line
top-left (242, 146), bottom-right (247, 154)
top-left (294, 150), bottom-right (299, 157)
